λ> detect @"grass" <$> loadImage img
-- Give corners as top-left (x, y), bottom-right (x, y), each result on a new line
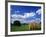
top-left (11, 25), bottom-right (29, 32)
top-left (11, 24), bottom-right (41, 32)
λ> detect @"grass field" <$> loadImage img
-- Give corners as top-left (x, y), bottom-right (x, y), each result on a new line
top-left (11, 23), bottom-right (41, 32)
top-left (11, 25), bottom-right (30, 32)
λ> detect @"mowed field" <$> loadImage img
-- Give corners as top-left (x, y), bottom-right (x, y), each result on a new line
top-left (11, 23), bottom-right (41, 32)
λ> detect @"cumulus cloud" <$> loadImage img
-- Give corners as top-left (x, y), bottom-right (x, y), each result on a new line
top-left (11, 12), bottom-right (36, 24)
top-left (11, 12), bottom-right (35, 18)
top-left (24, 12), bottom-right (35, 18)
top-left (36, 9), bottom-right (41, 15)
top-left (11, 14), bottom-right (24, 24)
top-left (11, 14), bottom-right (24, 19)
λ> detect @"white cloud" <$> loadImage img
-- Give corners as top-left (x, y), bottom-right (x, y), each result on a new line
top-left (11, 18), bottom-right (24, 24)
top-left (11, 12), bottom-right (36, 24)
top-left (11, 14), bottom-right (24, 24)
top-left (24, 12), bottom-right (35, 18)
top-left (11, 12), bottom-right (35, 19)
top-left (36, 9), bottom-right (41, 15)
top-left (11, 14), bottom-right (25, 24)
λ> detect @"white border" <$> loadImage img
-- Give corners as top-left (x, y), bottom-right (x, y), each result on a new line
top-left (8, 2), bottom-right (44, 35)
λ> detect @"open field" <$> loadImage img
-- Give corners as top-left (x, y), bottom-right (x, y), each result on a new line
top-left (11, 25), bottom-right (29, 32)
top-left (11, 23), bottom-right (41, 32)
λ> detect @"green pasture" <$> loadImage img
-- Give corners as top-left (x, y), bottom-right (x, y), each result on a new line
top-left (11, 24), bottom-right (41, 32)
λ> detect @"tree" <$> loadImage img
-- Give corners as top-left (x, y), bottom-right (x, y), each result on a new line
top-left (13, 20), bottom-right (21, 26)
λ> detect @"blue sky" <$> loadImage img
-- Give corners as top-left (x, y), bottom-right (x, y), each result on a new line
top-left (10, 5), bottom-right (41, 23)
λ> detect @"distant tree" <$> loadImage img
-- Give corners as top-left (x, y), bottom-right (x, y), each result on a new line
top-left (13, 20), bottom-right (21, 26)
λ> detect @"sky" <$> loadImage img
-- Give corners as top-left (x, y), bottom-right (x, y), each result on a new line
top-left (10, 5), bottom-right (41, 24)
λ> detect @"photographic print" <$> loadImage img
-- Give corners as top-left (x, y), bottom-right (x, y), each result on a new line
top-left (11, 5), bottom-right (41, 31)
top-left (7, 1), bottom-right (45, 35)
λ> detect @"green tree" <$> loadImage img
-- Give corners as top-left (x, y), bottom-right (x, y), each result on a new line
top-left (13, 20), bottom-right (21, 26)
